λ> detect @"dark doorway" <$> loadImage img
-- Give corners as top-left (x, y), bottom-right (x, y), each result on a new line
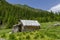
top-left (18, 24), bottom-right (22, 32)
top-left (0, 20), bottom-right (2, 25)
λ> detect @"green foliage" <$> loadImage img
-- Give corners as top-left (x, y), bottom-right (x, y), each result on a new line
top-left (0, 0), bottom-right (60, 29)
top-left (0, 0), bottom-right (60, 40)
top-left (0, 22), bottom-right (60, 40)
top-left (26, 35), bottom-right (31, 40)
top-left (8, 34), bottom-right (17, 40)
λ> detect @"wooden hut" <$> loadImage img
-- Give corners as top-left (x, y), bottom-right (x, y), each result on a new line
top-left (12, 20), bottom-right (40, 32)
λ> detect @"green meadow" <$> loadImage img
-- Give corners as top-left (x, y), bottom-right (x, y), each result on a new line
top-left (0, 22), bottom-right (60, 40)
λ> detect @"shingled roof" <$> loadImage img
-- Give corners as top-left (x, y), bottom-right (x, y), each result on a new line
top-left (20, 20), bottom-right (40, 26)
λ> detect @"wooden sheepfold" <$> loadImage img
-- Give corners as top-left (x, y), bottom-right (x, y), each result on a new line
top-left (12, 20), bottom-right (40, 32)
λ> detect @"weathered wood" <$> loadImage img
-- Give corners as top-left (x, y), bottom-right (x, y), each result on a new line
top-left (12, 24), bottom-right (19, 33)
top-left (12, 20), bottom-right (40, 32)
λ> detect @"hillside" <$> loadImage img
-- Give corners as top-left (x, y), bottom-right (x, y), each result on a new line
top-left (0, 0), bottom-right (60, 28)
top-left (0, 22), bottom-right (60, 40)
top-left (0, 0), bottom-right (60, 40)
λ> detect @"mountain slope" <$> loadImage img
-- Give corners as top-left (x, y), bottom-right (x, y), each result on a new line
top-left (0, 0), bottom-right (60, 28)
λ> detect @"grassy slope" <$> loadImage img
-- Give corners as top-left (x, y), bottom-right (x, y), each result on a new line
top-left (1, 0), bottom-right (60, 29)
top-left (0, 0), bottom-right (50, 28)
top-left (0, 22), bottom-right (60, 40)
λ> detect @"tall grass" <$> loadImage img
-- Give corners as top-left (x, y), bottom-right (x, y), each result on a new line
top-left (0, 22), bottom-right (60, 40)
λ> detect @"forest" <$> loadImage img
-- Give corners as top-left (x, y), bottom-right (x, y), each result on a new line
top-left (0, 0), bottom-right (60, 28)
